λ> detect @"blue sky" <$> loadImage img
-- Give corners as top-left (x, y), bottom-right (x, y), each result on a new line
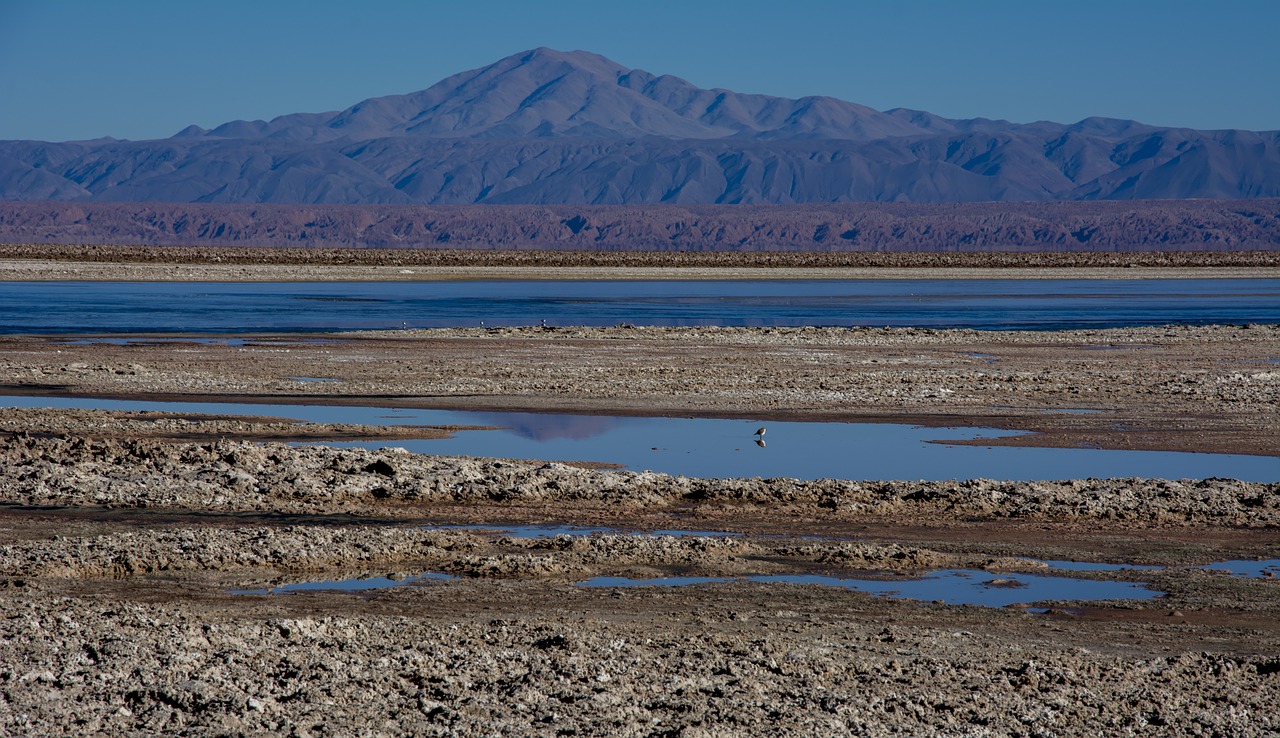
top-left (1, 0), bottom-right (1276, 142)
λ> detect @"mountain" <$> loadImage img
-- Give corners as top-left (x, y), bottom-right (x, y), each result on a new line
top-left (1, 48), bottom-right (1277, 204)
top-left (4, 200), bottom-right (1277, 252)
top-left (195, 48), bottom-right (927, 143)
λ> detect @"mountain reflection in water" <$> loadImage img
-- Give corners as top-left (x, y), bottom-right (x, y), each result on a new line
top-left (474, 412), bottom-right (630, 441)
top-left (3, 396), bottom-right (1278, 482)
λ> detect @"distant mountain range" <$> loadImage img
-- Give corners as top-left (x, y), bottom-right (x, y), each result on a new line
top-left (3, 200), bottom-right (1276, 252)
top-left (2, 47), bottom-right (1278, 204)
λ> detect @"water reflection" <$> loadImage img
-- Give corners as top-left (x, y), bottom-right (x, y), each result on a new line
top-left (4, 278), bottom-right (1279, 333)
top-left (4, 395), bottom-right (1278, 482)
top-left (1038, 560), bottom-right (1163, 572)
top-left (229, 571), bottom-right (455, 595)
top-left (1202, 559), bottom-right (1280, 578)
top-left (432, 524), bottom-right (741, 539)
top-left (474, 412), bottom-right (631, 441)
top-left (574, 570), bottom-right (1162, 607)
top-left (226, 568), bottom-right (1161, 607)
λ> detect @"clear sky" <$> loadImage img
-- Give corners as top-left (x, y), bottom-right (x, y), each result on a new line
top-left (1, 0), bottom-right (1277, 142)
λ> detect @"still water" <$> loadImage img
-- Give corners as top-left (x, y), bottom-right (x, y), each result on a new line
top-left (575, 571), bottom-right (1161, 608)
top-left (6, 396), bottom-right (1277, 482)
top-left (3, 278), bottom-right (1279, 333)
top-left (231, 568), bottom-right (1162, 608)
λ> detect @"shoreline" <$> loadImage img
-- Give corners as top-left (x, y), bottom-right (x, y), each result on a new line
top-left (3, 244), bottom-right (1280, 282)
top-left (7, 258), bottom-right (1280, 281)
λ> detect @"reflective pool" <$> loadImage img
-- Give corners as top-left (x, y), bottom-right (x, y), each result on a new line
top-left (229, 571), bottom-right (455, 595)
top-left (5, 395), bottom-right (1278, 481)
top-left (577, 571), bottom-right (1162, 608)
top-left (4, 278), bottom-right (1279, 333)
top-left (227, 568), bottom-right (1163, 607)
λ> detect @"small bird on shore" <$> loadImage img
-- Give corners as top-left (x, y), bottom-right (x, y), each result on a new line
top-left (754, 426), bottom-right (766, 437)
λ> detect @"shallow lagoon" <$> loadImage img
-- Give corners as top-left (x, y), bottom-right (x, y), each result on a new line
top-left (6, 395), bottom-right (1278, 482)
top-left (4, 278), bottom-right (1280, 333)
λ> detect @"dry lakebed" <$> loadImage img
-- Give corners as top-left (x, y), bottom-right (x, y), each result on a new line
top-left (1, 257), bottom-right (1278, 736)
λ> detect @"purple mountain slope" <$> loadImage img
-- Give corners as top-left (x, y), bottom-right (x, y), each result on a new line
top-left (198, 48), bottom-right (927, 143)
top-left (1, 48), bottom-right (1277, 204)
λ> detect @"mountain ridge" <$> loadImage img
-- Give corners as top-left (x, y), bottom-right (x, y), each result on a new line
top-left (1, 48), bottom-right (1277, 204)
top-left (190, 47), bottom-right (928, 143)
top-left (3, 199), bottom-right (1277, 252)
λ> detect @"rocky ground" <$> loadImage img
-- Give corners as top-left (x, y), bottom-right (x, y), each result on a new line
top-left (1, 430), bottom-right (1278, 736)
top-left (2, 298), bottom-right (1279, 734)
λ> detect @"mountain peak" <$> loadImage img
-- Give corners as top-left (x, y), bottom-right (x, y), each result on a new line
top-left (6, 49), bottom-right (1276, 205)
top-left (515, 46), bottom-right (616, 66)
top-left (195, 48), bottom-right (926, 144)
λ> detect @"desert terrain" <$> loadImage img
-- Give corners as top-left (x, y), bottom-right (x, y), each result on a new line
top-left (1, 251), bottom-right (1278, 736)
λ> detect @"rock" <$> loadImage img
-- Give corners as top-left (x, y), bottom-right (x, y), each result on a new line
top-left (363, 459), bottom-right (396, 477)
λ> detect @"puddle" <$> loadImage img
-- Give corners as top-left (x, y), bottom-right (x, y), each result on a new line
top-left (222, 553), bottom-right (1275, 604)
top-left (5, 395), bottom-right (1279, 482)
top-left (1033, 558), bottom-right (1279, 579)
top-left (579, 576), bottom-right (728, 588)
top-left (229, 571), bottom-right (455, 595)
top-left (1201, 559), bottom-right (1280, 578)
top-left (1039, 559), bottom-right (1163, 572)
top-left (226, 566), bottom-right (1162, 607)
top-left (55, 336), bottom-right (345, 347)
top-left (1078, 344), bottom-right (1159, 351)
top-left (964, 352), bottom-right (999, 363)
top-left (433, 524), bottom-right (616, 538)
top-left (431, 524), bottom-right (741, 539)
top-left (577, 570), bottom-right (1162, 608)
top-left (59, 337), bottom-right (250, 347)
